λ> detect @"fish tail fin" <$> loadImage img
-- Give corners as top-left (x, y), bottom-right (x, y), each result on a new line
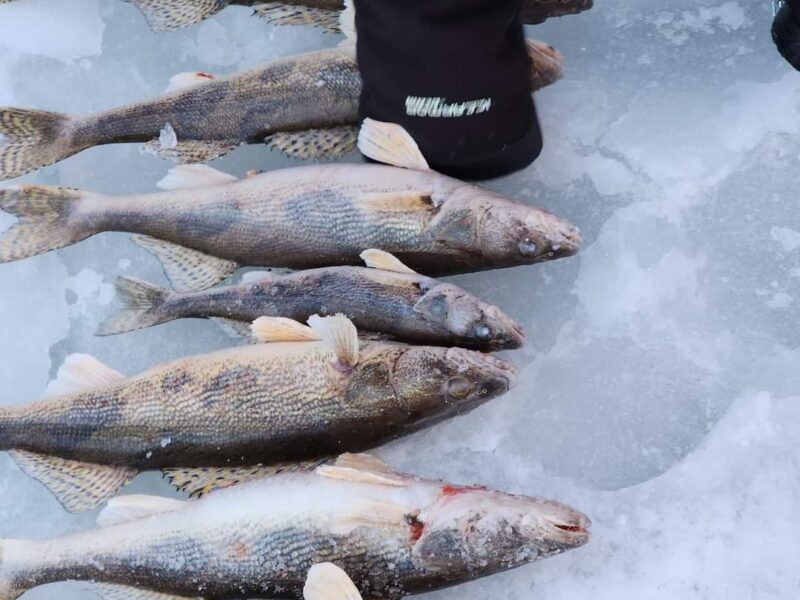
top-left (0, 542), bottom-right (25, 600)
top-left (0, 185), bottom-right (91, 263)
top-left (0, 108), bottom-right (76, 180)
top-left (129, 0), bottom-right (230, 32)
top-left (97, 276), bottom-right (174, 336)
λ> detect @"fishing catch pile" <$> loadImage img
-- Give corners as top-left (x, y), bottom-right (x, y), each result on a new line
top-left (0, 2), bottom-right (593, 599)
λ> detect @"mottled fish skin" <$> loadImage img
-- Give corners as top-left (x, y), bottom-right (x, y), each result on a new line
top-left (0, 40), bottom-right (563, 180)
top-left (0, 460), bottom-right (591, 600)
top-left (0, 338), bottom-right (515, 469)
top-left (100, 265), bottom-right (526, 351)
top-left (0, 163), bottom-right (579, 276)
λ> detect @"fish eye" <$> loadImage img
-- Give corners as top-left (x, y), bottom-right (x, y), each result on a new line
top-left (472, 322), bottom-right (493, 340)
top-left (446, 377), bottom-right (473, 399)
top-left (518, 239), bottom-right (538, 256)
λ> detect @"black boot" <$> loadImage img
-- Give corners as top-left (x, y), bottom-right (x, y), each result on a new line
top-left (772, 0), bottom-right (800, 70)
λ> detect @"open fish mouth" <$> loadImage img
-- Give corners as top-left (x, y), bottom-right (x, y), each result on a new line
top-left (539, 502), bottom-right (592, 547)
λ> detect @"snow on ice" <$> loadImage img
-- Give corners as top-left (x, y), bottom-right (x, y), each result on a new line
top-left (0, 0), bottom-right (798, 598)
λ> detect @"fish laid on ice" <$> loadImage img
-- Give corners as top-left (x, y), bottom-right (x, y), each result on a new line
top-left (0, 314), bottom-right (515, 511)
top-left (0, 120), bottom-right (581, 286)
top-left (0, 38), bottom-right (563, 181)
top-left (98, 248), bottom-right (526, 351)
top-left (0, 454), bottom-right (591, 599)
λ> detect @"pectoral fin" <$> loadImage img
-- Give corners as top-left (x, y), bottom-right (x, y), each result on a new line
top-left (157, 165), bottom-right (238, 191)
top-left (360, 249), bottom-right (417, 274)
top-left (304, 564), bottom-right (363, 600)
top-left (308, 314), bottom-right (359, 368)
top-left (266, 127), bottom-right (358, 160)
top-left (357, 119), bottom-right (430, 171)
top-left (132, 236), bottom-right (239, 292)
top-left (97, 583), bottom-right (202, 600)
top-left (254, 4), bottom-right (342, 33)
top-left (163, 460), bottom-right (327, 498)
top-left (9, 451), bottom-right (137, 513)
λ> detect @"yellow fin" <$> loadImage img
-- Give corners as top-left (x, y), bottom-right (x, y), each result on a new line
top-left (133, 236), bottom-right (238, 293)
top-left (251, 316), bottom-right (321, 343)
top-left (9, 451), bottom-right (137, 513)
top-left (44, 354), bottom-right (126, 399)
top-left (357, 119), bottom-right (430, 171)
top-left (316, 453), bottom-right (407, 488)
top-left (97, 494), bottom-right (187, 527)
top-left (360, 249), bottom-right (417, 275)
top-left (305, 564), bottom-right (363, 600)
top-left (308, 314), bottom-right (359, 368)
top-left (157, 165), bottom-right (237, 191)
top-left (163, 460), bottom-right (326, 499)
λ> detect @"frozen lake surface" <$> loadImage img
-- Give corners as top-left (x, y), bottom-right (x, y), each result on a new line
top-left (1, 0), bottom-right (798, 598)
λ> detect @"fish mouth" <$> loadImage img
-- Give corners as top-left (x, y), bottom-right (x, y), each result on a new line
top-left (542, 504), bottom-right (592, 548)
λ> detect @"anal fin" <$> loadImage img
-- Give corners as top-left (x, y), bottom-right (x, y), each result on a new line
top-left (10, 450), bottom-right (137, 513)
top-left (164, 460), bottom-right (327, 499)
top-left (254, 4), bottom-right (342, 33)
top-left (97, 583), bottom-right (201, 600)
top-left (266, 127), bottom-right (358, 161)
top-left (132, 236), bottom-right (238, 293)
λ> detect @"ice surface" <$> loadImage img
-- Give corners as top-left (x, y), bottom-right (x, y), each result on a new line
top-left (0, 0), bottom-right (798, 598)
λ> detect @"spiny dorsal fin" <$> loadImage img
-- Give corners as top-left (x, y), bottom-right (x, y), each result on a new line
top-left (253, 4), bottom-right (342, 33)
top-left (97, 495), bottom-right (187, 528)
top-left (251, 317), bottom-right (321, 343)
top-left (265, 127), bottom-right (358, 161)
top-left (132, 236), bottom-right (238, 293)
top-left (358, 119), bottom-right (430, 171)
top-left (157, 165), bottom-right (238, 191)
top-left (360, 249), bottom-right (417, 275)
top-left (129, 0), bottom-right (226, 33)
top-left (44, 354), bottom-right (126, 399)
top-left (165, 71), bottom-right (216, 94)
top-left (305, 564), bottom-right (363, 600)
top-left (316, 453), bottom-right (406, 488)
top-left (308, 314), bottom-right (359, 368)
top-left (9, 451), bottom-right (137, 513)
top-left (163, 460), bottom-right (327, 499)
top-left (97, 583), bottom-right (201, 600)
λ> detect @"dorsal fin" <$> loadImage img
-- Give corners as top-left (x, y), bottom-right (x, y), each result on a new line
top-left (308, 314), bottom-right (359, 368)
top-left (44, 354), bottom-right (126, 398)
top-left (165, 71), bottom-right (216, 93)
top-left (316, 453), bottom-right (407, 487)
top-left (357, 119), bottom-right (430, 171)
top-left (157, 165), bottom-right (238, 191)
top-left (9, 451), bottom-right (137, 513)
top-left (360, 249), bottom-right (417, 274)
top-left (97, 495), bottom-right (187, 527)
top-left (251, 317), bottom-right (321, 343)
top-left (304, 564), bottom-right (363, 600)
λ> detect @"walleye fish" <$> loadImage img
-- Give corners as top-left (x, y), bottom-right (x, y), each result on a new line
top-left (0, 38), bottom-right (563, 181)
top-left (98, 248), bottom-right (526, 351)
top-left (0, 314), bottom-right (515, 512)
top-left (0, 120), bottom-right (581, 286)
top-left (0, 453), bottom-right (591, 600)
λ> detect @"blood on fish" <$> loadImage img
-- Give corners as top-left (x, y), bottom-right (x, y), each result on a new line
top-left (197, 72), bottom-right (215, 80)
top-left (407, 515), bottom-right (425, 542)
top-left (441, 484), bottom-right (488, 497)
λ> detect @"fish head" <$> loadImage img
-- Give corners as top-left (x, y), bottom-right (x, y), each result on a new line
top-left (433, 186), bottom-right (581, 267)
top-left (413, 485), bottom-right (591, 575)
top-left (413, 282), bottom-right (525, 350)
top-left (389, 346), bottom-right (516, 421)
